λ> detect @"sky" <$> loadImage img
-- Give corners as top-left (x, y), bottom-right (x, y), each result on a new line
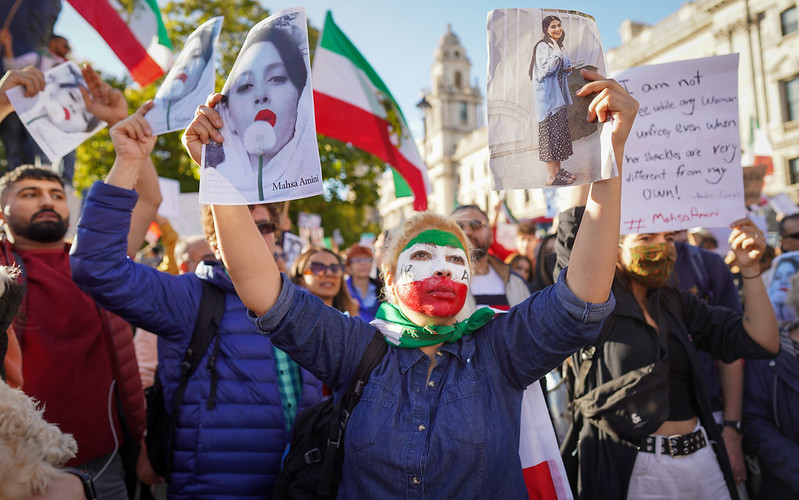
top-left (54, 1), bottom-right (691, 138)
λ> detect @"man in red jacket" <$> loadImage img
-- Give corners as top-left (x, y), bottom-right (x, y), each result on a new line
top-left (0, 65), bottom-right (159, 499)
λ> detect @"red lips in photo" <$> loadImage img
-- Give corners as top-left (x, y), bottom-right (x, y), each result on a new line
top-left (254, 109), bottom-right (277, 127)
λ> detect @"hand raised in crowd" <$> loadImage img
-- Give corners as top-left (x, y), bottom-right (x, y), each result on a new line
top-left (80, 63), bottom-right (128, 127)
top-left (0, 28), bottom-right (12, 47)
top-left (109, 101), bottom-right (156, 163)
top-left (728, 218), bottom-right (766, 270)
top-left (182, 92), bottom-right (224, 165)
top-left (576, 69), bottom-right (639, 167)
top-left (0, 66), bottom-right (45, 121)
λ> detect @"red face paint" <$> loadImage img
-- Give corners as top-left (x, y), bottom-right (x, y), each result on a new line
top-left (396, 275), bottom-right (468, 317)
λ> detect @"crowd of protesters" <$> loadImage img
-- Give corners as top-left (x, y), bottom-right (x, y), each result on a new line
top-left (0, 18), bottom-right (795, 500)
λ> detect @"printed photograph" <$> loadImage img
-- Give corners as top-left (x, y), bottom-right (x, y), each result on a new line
top-left (486, 9), bottom-right (612, 189)
top-left (8, 60), bottom-right (106, 162)
top-left (200, 7), bottom-right (322, 204)
top-left (147, 16), bottom-right (222, 134)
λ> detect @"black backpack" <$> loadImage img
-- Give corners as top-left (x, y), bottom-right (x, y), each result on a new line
top-left (144, 280), bottom-right (225, 479)
top-left (273, 331), bottom-right (388, 499)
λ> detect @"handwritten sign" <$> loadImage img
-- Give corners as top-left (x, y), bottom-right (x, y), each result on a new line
top-left (613, 54), bottom-right (745, 234)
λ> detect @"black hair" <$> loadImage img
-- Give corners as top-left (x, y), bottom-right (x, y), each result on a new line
top-left (0, 166), bottom-right (64, 204)
top-left (529, 15), bottom-right (566, 79)
top-left (235, 24), bottom-right (307, 93)
top-left (451, 204), bottom-right (489, 223)
top-left (778, 213), bottom-right (799, 236)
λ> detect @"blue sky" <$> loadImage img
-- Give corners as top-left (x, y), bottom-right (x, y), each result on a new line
top-left (55, 1), bottom-right (690, 138)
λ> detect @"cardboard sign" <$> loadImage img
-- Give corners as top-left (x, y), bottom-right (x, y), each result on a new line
top-left (743, 165), bottom-right (767, 206)
top-left (157, 177), bottom-right (181, 219)
top-left (613, 54), bottom-right (745, 234)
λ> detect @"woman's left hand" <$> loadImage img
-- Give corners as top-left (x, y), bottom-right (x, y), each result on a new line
top-left (575, 69), bottom-right (639, 170)
top-left (729, 218), bottom-right (765, 269)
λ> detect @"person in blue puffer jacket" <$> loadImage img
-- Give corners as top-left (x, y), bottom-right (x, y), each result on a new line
top-left (70, 102), bottom-right (323, 499)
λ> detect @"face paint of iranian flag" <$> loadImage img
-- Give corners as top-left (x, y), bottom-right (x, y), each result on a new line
top-left (394, 242), bottom-right (470, 318)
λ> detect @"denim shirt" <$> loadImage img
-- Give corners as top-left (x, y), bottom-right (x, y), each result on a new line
top-left (251, 271), bottom-right (613, 499)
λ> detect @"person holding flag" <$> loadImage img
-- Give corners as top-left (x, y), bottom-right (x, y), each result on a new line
top-left (184, 64), bottom-right (636, 497)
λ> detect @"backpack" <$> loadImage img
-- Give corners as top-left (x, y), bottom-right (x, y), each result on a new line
top-left (272, 331), bottom-right (388, 500)
top-left (145, 280), bottom-right (225, 479)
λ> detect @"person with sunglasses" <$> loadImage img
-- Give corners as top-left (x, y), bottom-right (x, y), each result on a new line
top-left (187, 69), bottom-right (638, 497)
top-left (451, 204), bottom-right (531, 313)
top-left (290, 246), bottom-right (358, 317)
top-left (69, 104), bottom-right (323, 499)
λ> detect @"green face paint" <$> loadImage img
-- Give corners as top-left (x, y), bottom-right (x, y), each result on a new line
top-left (403, 229), bottom-right (465, 252)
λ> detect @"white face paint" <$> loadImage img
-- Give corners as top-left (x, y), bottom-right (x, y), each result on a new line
top-left (395, 243), bottom-right (470, 285)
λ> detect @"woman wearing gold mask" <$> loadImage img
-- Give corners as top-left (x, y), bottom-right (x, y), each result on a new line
top-left (559, 212), bottom-right (779, 500)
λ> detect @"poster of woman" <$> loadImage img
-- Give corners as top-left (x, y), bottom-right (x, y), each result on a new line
top-left (147, 16), bottom-right (223, 135)
top-left (486, 9), bottom-right (613, 189)
top-left (7, 60), bottom-right (106, 163)
top-left (767, 251), bottom-right (799, 323)
top-left (199, 7), bottom-right (322, 204)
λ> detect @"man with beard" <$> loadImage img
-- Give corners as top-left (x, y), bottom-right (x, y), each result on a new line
top-left (451, 205), bottom-right (530, 312)
top-left (0, 66), bottom-right (162, 500)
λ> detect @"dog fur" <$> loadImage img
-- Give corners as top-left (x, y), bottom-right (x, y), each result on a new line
top-left (0, 380), bottom-right (78, 499)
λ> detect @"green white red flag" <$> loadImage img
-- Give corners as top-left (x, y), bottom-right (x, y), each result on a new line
top-left (312, 11), bottom-right (430, 211)
top-left (66, 0), bottom-right (171, 86)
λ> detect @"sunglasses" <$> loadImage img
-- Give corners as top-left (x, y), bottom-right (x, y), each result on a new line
top-left (305, 262), bottom-right (345, 276)
top-left (783, 231), bottom-right (799, 240)
top-left (455, 219), bottom-right (485, 231)
top-left (256, 221), bottom-right (278, 235)
top-left (273, 252), bottom-right (286, 260)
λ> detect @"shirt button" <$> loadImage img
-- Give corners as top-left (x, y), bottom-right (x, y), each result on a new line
top-left (412, 477), bottom-right (421, 485)
top-left (418, 424), bottom-right (426, 431)
top-left (427, 380), bottom-right (435, 388)
top-left (435, 350), bottom-right (443, 357)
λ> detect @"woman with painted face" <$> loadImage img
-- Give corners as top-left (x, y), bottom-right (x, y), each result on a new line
top-left (529, 15), bottom-right (576, 186)
top-left (556, 206), bottom-right (779, 500)
top-left (185, 70), bottom-right (637, 497)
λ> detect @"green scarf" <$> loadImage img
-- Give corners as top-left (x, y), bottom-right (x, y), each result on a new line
top-left (373, 303), bottom-right (495, 348)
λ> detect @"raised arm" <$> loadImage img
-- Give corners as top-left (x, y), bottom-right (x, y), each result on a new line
top-left (563, 69), bottom-right (638, 304)
top-left (182, 94), bottom-right (281, 315)
top-left (729, 218), bottom-right (779, 353)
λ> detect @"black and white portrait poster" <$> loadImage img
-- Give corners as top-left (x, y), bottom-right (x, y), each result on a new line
top-left (486, 9), bottom-right (614, 189)
top-left (200, 7), bottom-right (322, 204)
top-left (6, 60), bottom-right (106, 164)
top-left (147, 16), bottom-right (223, 135)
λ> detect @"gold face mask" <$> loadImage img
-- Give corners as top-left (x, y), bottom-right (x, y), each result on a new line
top-left (623, 242), bottom-right (677, 289)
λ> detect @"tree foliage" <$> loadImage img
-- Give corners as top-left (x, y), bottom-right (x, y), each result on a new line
top-left (73, 0), bottom-right (385, 246)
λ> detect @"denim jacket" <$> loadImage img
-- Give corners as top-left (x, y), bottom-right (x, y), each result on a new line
top-left (252, 273), bottom-right (613, 499)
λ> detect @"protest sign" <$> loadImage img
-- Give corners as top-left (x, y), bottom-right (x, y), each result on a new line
top-left (613, 54), bottom-right (745, 234)
top-left (7, 61), bottom-right (106, 163)
top-left (157, 177), bottom-right (181, 219)
top-left (282, 232), bottom-right (304, 270)
top-left (743, 165), bottom-right (767, 206)
top-left (486, 8), bottom-right (614, 189)
top-left (297, 211), bottom-right (321, 229)
top-left (147, 16), bottom-right (223, 135)
top-left (769, 193), bottom-right (799, 218)
top-left (199, 7), bottom-right (322, 204)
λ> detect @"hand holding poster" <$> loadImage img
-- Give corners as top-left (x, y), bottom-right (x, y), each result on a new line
top-left (199, 7), bottom-right (323, 205)
top-left (486, 9), bottom-right (614, 189)
top-left (147, 16), bottom-right (223, 135)
top-left (7, 61), bottom-right (106, 163)
top-left (613, 54), bottom-right (745, 234)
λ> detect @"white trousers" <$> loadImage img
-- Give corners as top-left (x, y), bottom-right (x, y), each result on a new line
top-left (626, 426), bottom-right (731, 500)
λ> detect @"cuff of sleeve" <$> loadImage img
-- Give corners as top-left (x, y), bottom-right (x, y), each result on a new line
top-left (87, 180), bottom-right (139, 211)
top-left (555, 267), bottom-right (616, 323)
top-left (248, 273), bottom-right (296, 334)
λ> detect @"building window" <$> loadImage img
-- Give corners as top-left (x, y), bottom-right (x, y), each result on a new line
top-left (782, 6), bottom-right (798, 36)
top-left (784, 76), bottom-right (799, 122)
top-left (790, 157), bottom-right (799, 185)
top-left (459, 102), bottom-right (468, 124)
top-left (454, 71), bottom-right (462, 88)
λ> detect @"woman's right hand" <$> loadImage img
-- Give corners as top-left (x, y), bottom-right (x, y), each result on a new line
top-left (182, 93), bottom-right (224, 165)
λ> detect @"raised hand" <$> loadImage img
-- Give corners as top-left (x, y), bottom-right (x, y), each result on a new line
top-left (576, 69), bottom-right (639, 167)
top-left (80, 63), bottom-right (128, 127)
top-left (182, 93), bottom-right (224, 165)
top-left (0, 66), bottom-right (45, 121)
top-left (728, 218), bottom-right (766, 270)
top-left (110, 101), bottom-right (156, 163)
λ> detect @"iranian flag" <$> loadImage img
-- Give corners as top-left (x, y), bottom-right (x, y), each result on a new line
top-left (312, 11), bottom-right (431, 211)
top-left (66, 0), bottom-right (171, 86)
top-left (520, 383), bottom-right (573, 500)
